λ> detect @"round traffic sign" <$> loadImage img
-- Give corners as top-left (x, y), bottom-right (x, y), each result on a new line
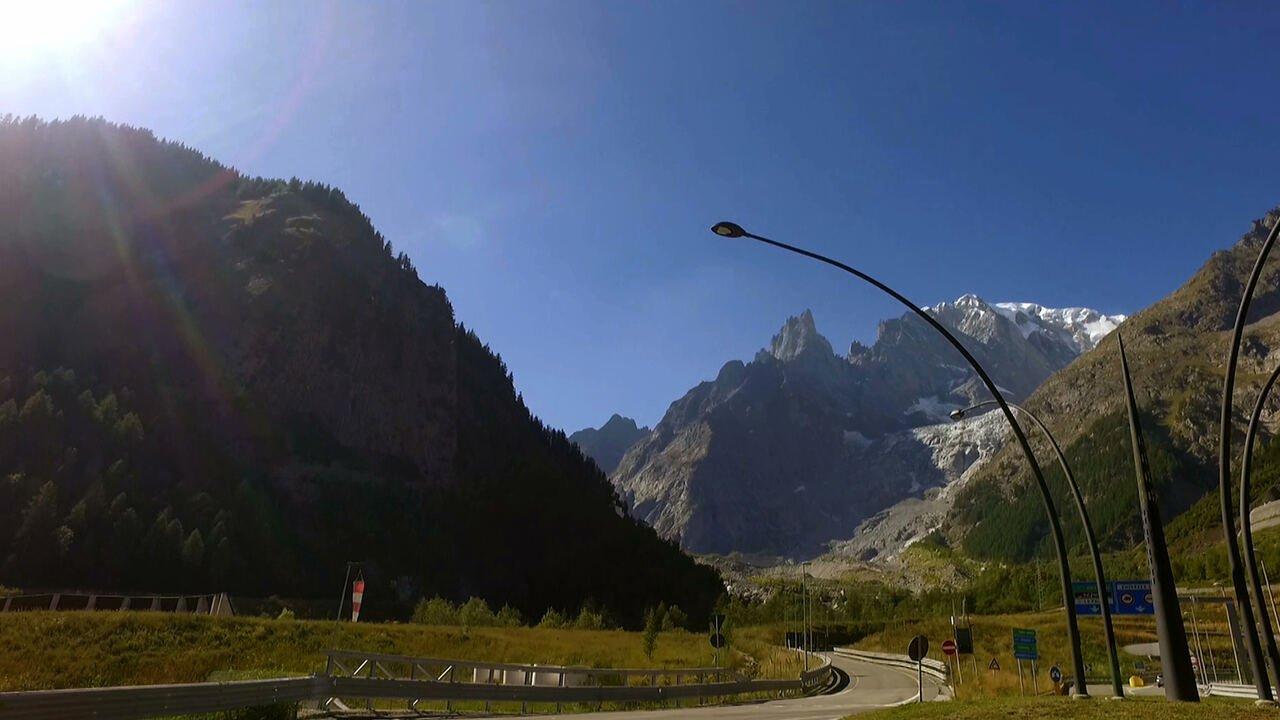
top-left (908, 635), bottom-right (929, 661)
top-left (1049, 665), bottom-right (1063, 683)
top-left (941, 639), bottom-right (957, 656)
top-left (709, 633), bottom-right (726, 649)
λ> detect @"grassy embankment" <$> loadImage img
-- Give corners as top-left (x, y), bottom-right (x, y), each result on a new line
top-left (858, 696), bottom-right (1277, 720)
top-left (847, 607), bottom-right (1247, 699)
top-left (0, 611), bottom-right (799, 692)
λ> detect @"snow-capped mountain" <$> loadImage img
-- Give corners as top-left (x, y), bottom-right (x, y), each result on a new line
top-left (991, 300), bottom-right (1125, 354)
top-left (609, 295), bottom-right (1123, 558)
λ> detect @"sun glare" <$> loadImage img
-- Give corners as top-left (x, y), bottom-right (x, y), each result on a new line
top-left (0, 0), bottom-right (131, 57)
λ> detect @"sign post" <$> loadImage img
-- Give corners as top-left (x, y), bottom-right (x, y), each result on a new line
top-left (908, 635), bottom-right (929, 703)
top-left (709, 613), bottom-right (726, 667)
top-left (942, 639), bottom-right (959, 685)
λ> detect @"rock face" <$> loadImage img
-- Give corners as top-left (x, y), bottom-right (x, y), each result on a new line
top-left (570, 415), bottom-right (651, 474)
top-left (612, 300), bottom-right (1122, 557)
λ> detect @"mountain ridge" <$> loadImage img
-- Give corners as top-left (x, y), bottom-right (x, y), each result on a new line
top-left (610, 295), bottom-right (1122, 557)
top-left (0, 116), bottom-right (721, 624)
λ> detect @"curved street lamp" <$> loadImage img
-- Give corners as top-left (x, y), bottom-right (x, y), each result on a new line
top-left (1218, 215), bottom-right (1280, 703)
top-left (1240, 362), bottom-right (1280, 689)
top-left (950, 401), bottom-right (1123, 698)
top-left (710, 220), bottom-right (1090, 697)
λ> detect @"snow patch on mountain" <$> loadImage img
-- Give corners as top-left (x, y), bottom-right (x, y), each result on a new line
top-left (906, 396), bottom-right (963, 423)
top-left (830, 410), bottom-right (1008, 561)
top-left (992, 301), bottom-right (1125, 353)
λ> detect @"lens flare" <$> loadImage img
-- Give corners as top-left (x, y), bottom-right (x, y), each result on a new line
top-left (0, 0), bottom-right (132, 56)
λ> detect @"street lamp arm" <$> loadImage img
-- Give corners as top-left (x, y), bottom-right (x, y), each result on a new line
top-left (717, 223), bottom-right (1089, 696)
top-left (1241, 361), bottom-right (1280, 689)
top-left (952, 399), bottom-right (1124, 696)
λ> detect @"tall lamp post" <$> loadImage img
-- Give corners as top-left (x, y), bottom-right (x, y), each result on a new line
top-left (710, 220), bottom-right (1090, 697)
top-left (1218, 215), bottom-right (1280, 703)
top-left (1240, 361), bottom-right (1280, 689)
top-left (949, 400), bottom-right (1123, 698)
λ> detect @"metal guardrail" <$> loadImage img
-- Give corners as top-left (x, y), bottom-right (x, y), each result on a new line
top-left (0, 592), bottom-right (234, 616)
top-left (0, 650), bottom-right (833, 720)
top-left (832, 647), bottom-right (949, 683)
top-left (1204, 682), bottom-right (1262, 699)
top-left (0, 677), bottom-right (325, 720)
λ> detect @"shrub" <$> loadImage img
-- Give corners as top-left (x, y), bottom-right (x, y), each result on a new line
top-left (538, 608), bottom-right (567, 628)
top-left (642, 606), bottom-right (661, 660)
top-left (573, 607), bottom-right (605, 630)
top-left (496, 604), bottom-right (523, 627)
top-left (666, 605), bottom-right (688, 630)
top-left (276, 608), bottom-right (296, 621)
top-left (412, 596), bottom-right (459, 625)
top-left (459, 596), bottom-right (496, 627)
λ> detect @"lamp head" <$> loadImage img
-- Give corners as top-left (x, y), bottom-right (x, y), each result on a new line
top-left (711, 221), bottom-right (746, 238)
top-left (949, 409), bottom-right (966, 421)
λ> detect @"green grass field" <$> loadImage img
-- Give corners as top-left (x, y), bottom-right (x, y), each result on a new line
top-left (857, 696), bottom-right (1275, 720)
top-left (850, 609), bottom-right (1161, 699)
top-left (0, 611), bottom-right (798, 691)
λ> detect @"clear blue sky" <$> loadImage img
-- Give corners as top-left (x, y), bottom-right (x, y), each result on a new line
top-left (5, 1), bottom-right (1280, 432)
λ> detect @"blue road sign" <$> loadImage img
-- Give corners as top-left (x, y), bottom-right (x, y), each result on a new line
top-left (1113, 580), bottom-right (1154, 615)
top-left (1013, 628), bottom-right (1038, 660)
top-left (1072, 582), bottom-right (1118, 616)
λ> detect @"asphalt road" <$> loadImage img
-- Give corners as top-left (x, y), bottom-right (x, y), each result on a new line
top-left (535, 653), bottom-right (946, 720)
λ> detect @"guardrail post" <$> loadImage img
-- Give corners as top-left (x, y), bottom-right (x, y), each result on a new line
top-left (315, 655), bottom-right (334, 711)
top-left (1, 596), bottom-right (10, 613)
top-left (557, 669), bottom-right (564, 713)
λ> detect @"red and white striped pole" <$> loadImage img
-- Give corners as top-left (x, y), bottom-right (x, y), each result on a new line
top-left (351, 578), bottom-right (365, 622)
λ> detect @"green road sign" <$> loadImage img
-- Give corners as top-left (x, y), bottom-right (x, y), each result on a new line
top-left (1012, 628), bottom-right (1038, 660)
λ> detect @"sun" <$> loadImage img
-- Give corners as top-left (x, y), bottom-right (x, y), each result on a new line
top-left (0, 0), bottom-right (132, 56)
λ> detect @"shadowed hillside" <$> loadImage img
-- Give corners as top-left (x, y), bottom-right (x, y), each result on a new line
top-left (0, 116), bottom-right (721, 625)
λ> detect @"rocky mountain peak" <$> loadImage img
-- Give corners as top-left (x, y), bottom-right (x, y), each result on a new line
top-left (769, 309), bottom-right (835, 362)
top-left (570, 414), bottom-right (652, 475)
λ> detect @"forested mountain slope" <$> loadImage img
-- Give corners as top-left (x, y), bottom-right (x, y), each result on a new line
top-left (0, 116), bottom-right (720, 624)
top-left (948, 206), bottom-right (1280, 561)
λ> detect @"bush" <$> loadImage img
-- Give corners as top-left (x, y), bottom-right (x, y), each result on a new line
top-left (275, 608), bottom-right (295, 621)
top-left (666, 605), bottom-right (688, 630)
top-left (496, 604), bottom-right (523, 627)
top-left (573, 607), bottom-right (605, 630)
top-left (412, 596), bottom-right (459, 625)
top-left (538, 608), bottom-right (567, 628)
top-left (642, 606), bottom-right (661, 660)
top-left (459, 596), bottom-right (496, 627)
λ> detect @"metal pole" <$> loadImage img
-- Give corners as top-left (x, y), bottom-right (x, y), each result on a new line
top-left (801, 563), bottom-right (810, 672)
top-left (714, 222), bottom-right (1088, 696)
top-left (1217, 213), bottom-right (1280, 703)
top-left (1239, 361), bottom-right (1280, 689)
top-left (917, 658), bottom-right (923, 702)
top-left (1118, 335), bottom-right (1199, 701)
top-left (1190, 599), bottom-right (1208, 686)
top-left (1263, 559), bottom-right (1280, 642)
top-left (954, 399), bottom-right (1123, 698)
top-left (336, 562), bottom-right (353, 621)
